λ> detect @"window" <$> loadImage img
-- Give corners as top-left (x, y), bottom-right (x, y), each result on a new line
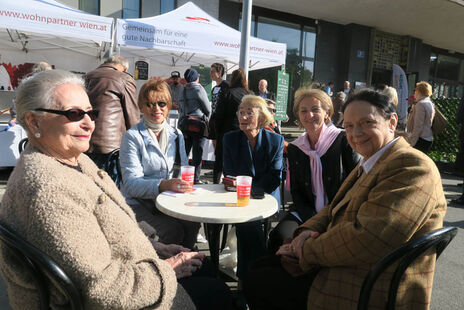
top-left (256, 17), bottom-right (300, 55)
top-left (79, 0), bottom-right (99, 15)
top-left (302, 27), bottom-right (316, 58)
top-left (123, 0), bottom-right (140, 18)
top-left (436, 55), bottom-right (460, 81)
top-left (161, 0), bottom-right (175, 14)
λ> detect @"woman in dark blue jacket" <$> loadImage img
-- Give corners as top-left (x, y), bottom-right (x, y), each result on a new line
top-left (223, 95), bottom-right (284, 279)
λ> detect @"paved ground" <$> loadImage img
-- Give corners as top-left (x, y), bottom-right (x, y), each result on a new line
top-left (0, 165), bottom-right (463, 309)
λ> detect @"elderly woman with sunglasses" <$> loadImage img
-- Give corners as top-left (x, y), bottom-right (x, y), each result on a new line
top-left (0, 70), bottom-right (198, 309)
top-left (119, 78), bottom-right (201, 250)
top-left (223, 95), bottom-right (285, 280)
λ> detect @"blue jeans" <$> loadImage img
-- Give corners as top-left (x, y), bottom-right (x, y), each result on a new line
top-left (184, 134), bottom-right (206, 182)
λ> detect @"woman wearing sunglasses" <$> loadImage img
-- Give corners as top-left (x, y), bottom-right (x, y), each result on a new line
top-left (119, 77), bottom-right (201, 250)
top-left (0, 70), bottom-right (201, 308)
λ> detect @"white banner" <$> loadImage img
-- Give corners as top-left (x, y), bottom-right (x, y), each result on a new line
top-left (116, 2), bottom-right (286, 65)
top-left (392, 64), bottom-right (409, 124)
top-left (0, 0), bottom-right (113, 42)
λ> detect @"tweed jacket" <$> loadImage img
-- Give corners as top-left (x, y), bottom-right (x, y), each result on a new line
top-left (223, 129), bottom-right (284, 206)
top-left (297, 137), bottom-right (446, 310)
top-left (0, 146), bottom-right (195, 310)
top-left (287, 132), bottom-right (360, 222)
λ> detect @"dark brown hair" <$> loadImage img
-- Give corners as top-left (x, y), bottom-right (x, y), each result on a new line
top-left (230, 68), bottom-right (249, 91)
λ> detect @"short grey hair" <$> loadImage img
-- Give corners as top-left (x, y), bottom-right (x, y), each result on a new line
top-left (104, 55), bottom-right (129, 70)
top-left (32, 62), bottom-right (52, 73)
top-left (16, 70), bottom-right (84, 132)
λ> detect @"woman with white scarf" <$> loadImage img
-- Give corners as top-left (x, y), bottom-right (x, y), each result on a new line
top-left (268, 88), bottom-right (360, 253)
top-left (120, 78), bottom-right (201, 249)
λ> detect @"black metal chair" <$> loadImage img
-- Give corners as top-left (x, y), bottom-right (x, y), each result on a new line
top-left (18, 138), bottom-right (28, 153)
top-left (104, 148), bottom-right (122, 188)
top-left (357, 226), bottom-right (458, 310)
top-left (0, 222), bottom-right (83, 310)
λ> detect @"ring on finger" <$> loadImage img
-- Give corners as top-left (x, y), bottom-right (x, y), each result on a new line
top-left (177, 183), bottom-right (181, 189)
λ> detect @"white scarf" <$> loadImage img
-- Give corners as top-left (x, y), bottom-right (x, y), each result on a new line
top-left (142, 116), bottom-right (170, 155)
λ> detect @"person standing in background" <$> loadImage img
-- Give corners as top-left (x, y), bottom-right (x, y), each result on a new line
top-left (258, 79), bottom-right (275, 100)
top-left (179, 68), bottom-right (211, 184)
top-left (325, 82), bottom-right (334, 97)
top-left (169, 71), bottom-right (184, 128)
top-left (169, 71), bottom-right (184, 110)
top-left (214, 68), bottom-right (250, 184)
top-left (209, 63), bottom-right (229, 149)
top-left (8, 61), bottom-right (53, 128)
top-left (343, 80), bottom-right (352, 96)
top-left (85, 55), bottom-right (139, 168)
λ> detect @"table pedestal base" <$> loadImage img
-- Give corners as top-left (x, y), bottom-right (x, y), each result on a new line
top-left (204, 223), bottom-right (223, 277)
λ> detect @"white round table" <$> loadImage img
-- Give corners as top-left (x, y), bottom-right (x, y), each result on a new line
top-left (156, 184), bottom-right (278, 274)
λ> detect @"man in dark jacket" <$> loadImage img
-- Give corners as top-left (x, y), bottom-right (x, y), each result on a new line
top-left (85, 55), bottom-right (140, 169)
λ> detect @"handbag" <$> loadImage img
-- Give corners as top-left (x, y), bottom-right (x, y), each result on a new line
top-left (432, 106), bottom-right (448, 135)
top-left (181, 88), bottom-right (209, 137)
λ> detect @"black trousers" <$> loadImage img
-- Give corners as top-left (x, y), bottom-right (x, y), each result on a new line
top-left (413, 137), bottom-right (433, 153)
top-left (267, 212), bottom-right (303, 254)
top-left (242, 255), bottom-right (316, 310)
top-left (184, 134), bottom-right (206, 182)
top-left (213, 134), bottom-right (224, 184)
top-left (179, 259), bottom-right (235, 310)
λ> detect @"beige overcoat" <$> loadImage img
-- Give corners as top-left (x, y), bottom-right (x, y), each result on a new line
top-left (0, 146), bottom-right (195, 309)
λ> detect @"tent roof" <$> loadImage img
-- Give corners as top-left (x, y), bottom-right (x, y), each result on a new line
top-left (0, 0), bottom-right (113, 42)
top-left (117, 2), bottom-right (286, 72)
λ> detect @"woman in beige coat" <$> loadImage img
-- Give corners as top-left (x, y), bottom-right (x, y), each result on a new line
top-left (0, 70), bottom-right (231, 309)
top-left (406, 81), bottom-right (435, 153)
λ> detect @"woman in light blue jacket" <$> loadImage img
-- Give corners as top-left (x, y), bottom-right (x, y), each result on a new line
top-left (120, 78), bottom-right (200, 249)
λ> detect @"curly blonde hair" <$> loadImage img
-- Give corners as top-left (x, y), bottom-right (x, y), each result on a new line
top-left (239, 95), bottom-right (274, 128)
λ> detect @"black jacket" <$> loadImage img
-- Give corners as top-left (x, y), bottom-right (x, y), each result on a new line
top-left (287, 132), bottom-right (360, 222)
top-left (214, 86), bottom-right (249, 137)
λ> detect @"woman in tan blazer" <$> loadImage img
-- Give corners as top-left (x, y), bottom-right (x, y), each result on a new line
top-left (243, 89), bottom-right (446, 310)
top-left (0, 70), bottom-right (232, 310)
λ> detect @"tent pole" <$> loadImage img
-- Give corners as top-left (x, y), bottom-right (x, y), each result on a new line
top-left (239, 0), bottom-right (252, 78)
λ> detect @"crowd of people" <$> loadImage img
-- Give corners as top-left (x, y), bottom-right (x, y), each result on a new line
top-left (0, 56), bottom-right (454, 309)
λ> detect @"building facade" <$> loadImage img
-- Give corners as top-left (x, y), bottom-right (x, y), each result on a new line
top-left (64, 0), bottom-right (464, 102)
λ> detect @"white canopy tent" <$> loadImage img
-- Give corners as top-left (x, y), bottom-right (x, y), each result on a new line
top-left (0, 0), bottom-right (114, 167)
top-left (0, 0), bottom-right (114, 73)
top-left (116, 2), bottom-right (287, 77)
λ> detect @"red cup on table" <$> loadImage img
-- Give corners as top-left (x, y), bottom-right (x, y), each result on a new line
top-left (236, 175), bottom-right (252, 206)
top-left (181, 165), bottom-right (195, 191)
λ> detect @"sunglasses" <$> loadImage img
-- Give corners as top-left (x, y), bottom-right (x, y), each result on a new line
top-left (145, 101), bottom-right (168, 109)
top-left (35, 108), bottom-right (99, 121)
top-left (268, 108), bottom-right (276, 113)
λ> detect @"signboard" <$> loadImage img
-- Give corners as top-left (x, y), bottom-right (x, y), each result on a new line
top-left (275, 70), bottom-right (289, 121)
top-left (191, 65), bottom-right (212, 101)
top-left (135, 60), bottom-right (149, 80)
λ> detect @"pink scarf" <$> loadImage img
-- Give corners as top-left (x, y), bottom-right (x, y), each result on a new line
top-left (287, 124), bottom-right (343, 212)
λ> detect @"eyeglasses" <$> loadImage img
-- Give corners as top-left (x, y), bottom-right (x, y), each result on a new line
top-left (237, 111), bottom-right (256, 118)
top-left (35, 108), bottom-right (99, 121)
top-left (145, 101), bottom-right (168, 109)
top-left (268, 108), bottom-right (276, 113)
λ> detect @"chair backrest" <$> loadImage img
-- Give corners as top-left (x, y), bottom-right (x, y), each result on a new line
top-left (0, 222), bottom-right (83, 310)
top-left (104, 148), bottom-right (122, 188)
top-left (357, 226), bottom-right (458, 310)
top-left (18, 138), bottom-right (29, 154)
